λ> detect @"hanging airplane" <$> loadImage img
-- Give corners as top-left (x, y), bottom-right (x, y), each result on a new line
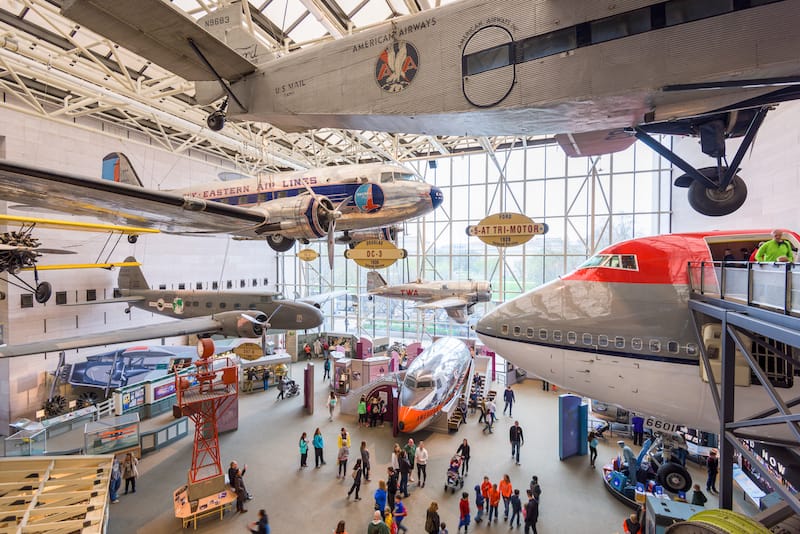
top-left (0, 260), bottom-right (324, 359)
top-left (398, 336), bottom-right (473, 433)
top-left (0, 213), bottom-right (157, 304)
top-left (474, 230), bottom-right (800, 443)
top-left (0, 154), bottom-right (443, 269)
top-left (367, 271), bottom-right (491, 324)
top-left (60, 0), bottom-right (800, 217)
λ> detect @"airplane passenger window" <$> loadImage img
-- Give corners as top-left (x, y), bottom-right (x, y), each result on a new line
top-left (192, 301), bottom-right (198, 307)
top-left (220, 302), bottom-right (227, 309)
top-left (553, 331), bottom-right (562, 342)
top-left (520, 27), bottom-right (577, 62)
top-left (240, 280), bottom-right (246, 288)
top-left (567, 332), bottom-right (577, 344)
top-left (649, 340), bottom-right (662, 352)
top-left (513, 326), bottom-right (522, 336)
top-left (590, 7), bottom-right (651, 44)
top-left (598, 335), bottom-right (609, 347)
top-left (582, 333), bottom-right (593, 345)
top-left (212, 281), bottom-right (219, 290)
top-left (86, 289), bottom-right (97, 302)
top-left (20, 294), bottom-right (33, 309)
top-left (206, 302), bottom-right (213, 308)
top-left (159, 284), bottom-right (167, 290)
top-left (252, 279), bottom-right (258, 287)
top-left (56, 291), bottom-right (67, 305)
top-left (178, 283), bottom-right (186, 290)
top-left (632, 338), bottom-right (643, 350)
top-left (526, 328), bottom-right (535, 338)
top-left (667, 341), bottom-right (679, 353)
top-left (196, 282), bottom-right (203, 290)
top-left (234, 303), bottom-right (241, 309)
top-left (263, 278), bottom-right (269, 285)
top-left (539, 329), bottom-right (548, 340)
top-left (464, 43), bottom-right (512, 76)
top-left (615, 336), bottom-right (625, 348)
top-left (501, 324), bottom-right (509, 335)
top-left (226, 280), bottom-right (233, 289)
top-left (665, 0), bottom-right (733, 27)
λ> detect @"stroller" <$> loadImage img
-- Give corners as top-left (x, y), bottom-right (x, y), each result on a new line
top-left (594, 420), bottom-right (610, 439)
top-left (444, 454), bottom-right (464, 493)
top-left (278, 378), bottom-right (301, 399)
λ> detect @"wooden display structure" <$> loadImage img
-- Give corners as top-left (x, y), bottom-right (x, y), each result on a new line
top-left (173, 475), bottom-right (235, 530)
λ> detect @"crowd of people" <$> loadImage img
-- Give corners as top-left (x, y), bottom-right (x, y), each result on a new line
top-left (358, 395), bottom-right (388, 427)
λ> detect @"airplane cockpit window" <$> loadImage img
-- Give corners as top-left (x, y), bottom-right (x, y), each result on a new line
top-left (578, 254), bottom-right (638, 271)
top-left (396, 173), bottom-right (415, 181)
top-left (380, 172), bottom-right (394, 183)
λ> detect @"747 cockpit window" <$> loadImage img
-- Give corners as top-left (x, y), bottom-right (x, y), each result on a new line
top-left (578, 254), bottom-right (638, 271)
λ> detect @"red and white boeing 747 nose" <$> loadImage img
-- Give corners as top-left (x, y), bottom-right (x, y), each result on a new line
top-left (476, 230), bottom-right (800, 438)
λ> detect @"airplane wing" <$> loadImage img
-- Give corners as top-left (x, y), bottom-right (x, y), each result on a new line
top-left (0, 161), bottom-right (267, 235)
top-left (61, 0), bottom-right (256, 82)
top-left (23, 261), bottom-right (143, 271)
top-left (416, 297), bottom-right (469, 310)
top-left (0, 316), bottom-right (224, 359)
top-left (0, 214), bottom-right (161, 236)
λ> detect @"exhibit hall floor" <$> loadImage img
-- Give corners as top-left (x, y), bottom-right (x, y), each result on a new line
top-left (107, 363), bottom-right (716, 533)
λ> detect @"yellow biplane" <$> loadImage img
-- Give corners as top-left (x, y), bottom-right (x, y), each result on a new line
top-left (0, 214), bottom-right (158, 303)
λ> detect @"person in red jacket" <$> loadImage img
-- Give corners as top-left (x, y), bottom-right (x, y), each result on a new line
top-left (457, 492), bottom-right (471, 533)
top-left (622, 511), bottom-right (642, 534)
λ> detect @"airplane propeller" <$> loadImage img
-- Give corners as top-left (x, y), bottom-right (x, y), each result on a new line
top-left (298, 177), bottom-right (349, 269)
top-left (241, 304), bottom-right (283, 356)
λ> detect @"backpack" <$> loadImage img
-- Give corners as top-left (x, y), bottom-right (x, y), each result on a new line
top-left (425, 516), bottom-right (433, 532)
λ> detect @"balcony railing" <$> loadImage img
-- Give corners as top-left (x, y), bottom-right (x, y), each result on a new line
top-left (688, 261), bottom-right (799, 316)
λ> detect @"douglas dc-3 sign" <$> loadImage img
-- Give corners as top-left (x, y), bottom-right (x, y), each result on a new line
top-left (466, 213), bottom-right (547, 248)
top-left (59, 0), bottom-right (800, 218)
top-left (344, 239), bottom-right (407, 269)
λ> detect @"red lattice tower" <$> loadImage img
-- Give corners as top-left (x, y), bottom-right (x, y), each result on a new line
top-left (175, 356), bottom-right (238, 484)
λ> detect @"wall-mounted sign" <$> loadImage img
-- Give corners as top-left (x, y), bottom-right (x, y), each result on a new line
top-left (344, 239), bottom-right (407, 269)
top-left (122, 386), bottom-right (145, 412)
top-left (234, 342), bottom-right (264, 361)
top-left (466, 212), bottom-right (547, 247)
top-left (297, 248), bottom-right (319, 262)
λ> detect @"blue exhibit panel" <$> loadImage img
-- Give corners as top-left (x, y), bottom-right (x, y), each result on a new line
top-left (558, 394), bottom-right (588, 460)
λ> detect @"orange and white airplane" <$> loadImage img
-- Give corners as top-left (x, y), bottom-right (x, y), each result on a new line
top-left (397, 336), bottom-right (472, 433)
top-left (476, 230), bottom-right (800, 442)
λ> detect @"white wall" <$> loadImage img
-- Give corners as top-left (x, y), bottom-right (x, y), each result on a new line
top-left (671, 101), bottom-right (800, 232)
top-left (0, 106), bottom-right (279, 432)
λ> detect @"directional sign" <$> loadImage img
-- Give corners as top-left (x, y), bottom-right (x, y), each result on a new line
top-left (297, 248), bottom-right (319, 262)
top-left (466, 212), bottom-right (547, 247)
top-left (344, 239), bottom-right (407, 269)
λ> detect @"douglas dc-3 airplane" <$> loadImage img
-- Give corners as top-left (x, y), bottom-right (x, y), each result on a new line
top-left (367, 271), bottom-right (491, 324)
top-left (475, 230), bottom-right (800, 444)
top-left (0, 154), bottom-right (443, 268)
top-left (60, 0), bottom-right (800, 217)
top-left (0, 260), bottom-right (323, 359)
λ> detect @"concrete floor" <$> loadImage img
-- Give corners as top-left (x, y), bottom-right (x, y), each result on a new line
top-left (107, 364), bottom-right (716, 533)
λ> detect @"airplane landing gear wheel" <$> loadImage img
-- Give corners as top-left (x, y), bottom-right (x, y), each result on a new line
top-left (127, 234), bottom-right (138, 244)
top-left (35, 282), bottom-right (52, 304)
top-left (687, 169), bottom-right (747, 217)
top-left (266, 235), bottom-right (296, 253)
top-left (657, 462), bottom-right (692, 493)
top-left (207, 111), bottom-right (226, 131)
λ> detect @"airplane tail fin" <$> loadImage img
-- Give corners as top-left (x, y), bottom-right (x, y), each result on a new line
top-left (118, 257), bottom-right (149, 291)
top-left (366, 271), bottom-right (387, 292)
top-left (102, 153), bottom-right (143, 187)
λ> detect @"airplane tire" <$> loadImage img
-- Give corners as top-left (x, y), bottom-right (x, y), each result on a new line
top-left (266, 235), bottom-right (296, 253)
top-left (35, 282), bottom-right (52, 304)
top-left (127, 234), bottom-right (138, 244)
top-left (657, 462), bottom-right (692, 494)
top-left (207, 111), bottom-right (226, 131)
top-left (688, 170), bottom-right (747, 217)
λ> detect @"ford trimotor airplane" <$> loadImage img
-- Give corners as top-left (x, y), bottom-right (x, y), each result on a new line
top-left (0, 155), bottom-right (443, 268)
top-left (475, 230), bottom-right (800, 442)
top-left (0, 260), bottom-right (324, 359)
top-left (398, 337), bottom-right (473, 433)
top-left (367, 271), bottom-right (491, 324)
top-left (61, 0), bottom-right (800, 217)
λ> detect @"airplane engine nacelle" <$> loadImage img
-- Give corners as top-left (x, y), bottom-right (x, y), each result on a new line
top-left (255, 195), bottom-right (334, 240)
top-left (214, 310), bottom-right (268, 338)
top-left (336, 226), bottom-right (400, 247)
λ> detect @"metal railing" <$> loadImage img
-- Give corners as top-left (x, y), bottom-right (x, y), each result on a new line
top-left (688, 261), bottom-right (799, 315)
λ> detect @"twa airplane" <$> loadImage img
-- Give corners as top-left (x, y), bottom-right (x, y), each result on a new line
top-left (367, 271), bottom-right (491, 323)
top-left (475, 230), bottom-right (800, 441)
top-left (398, 337), bottom-right (473, 433)
top-left (62, 0), bottom-right (800, 216)
top-left (0, 155), bottom-right (443, 267)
